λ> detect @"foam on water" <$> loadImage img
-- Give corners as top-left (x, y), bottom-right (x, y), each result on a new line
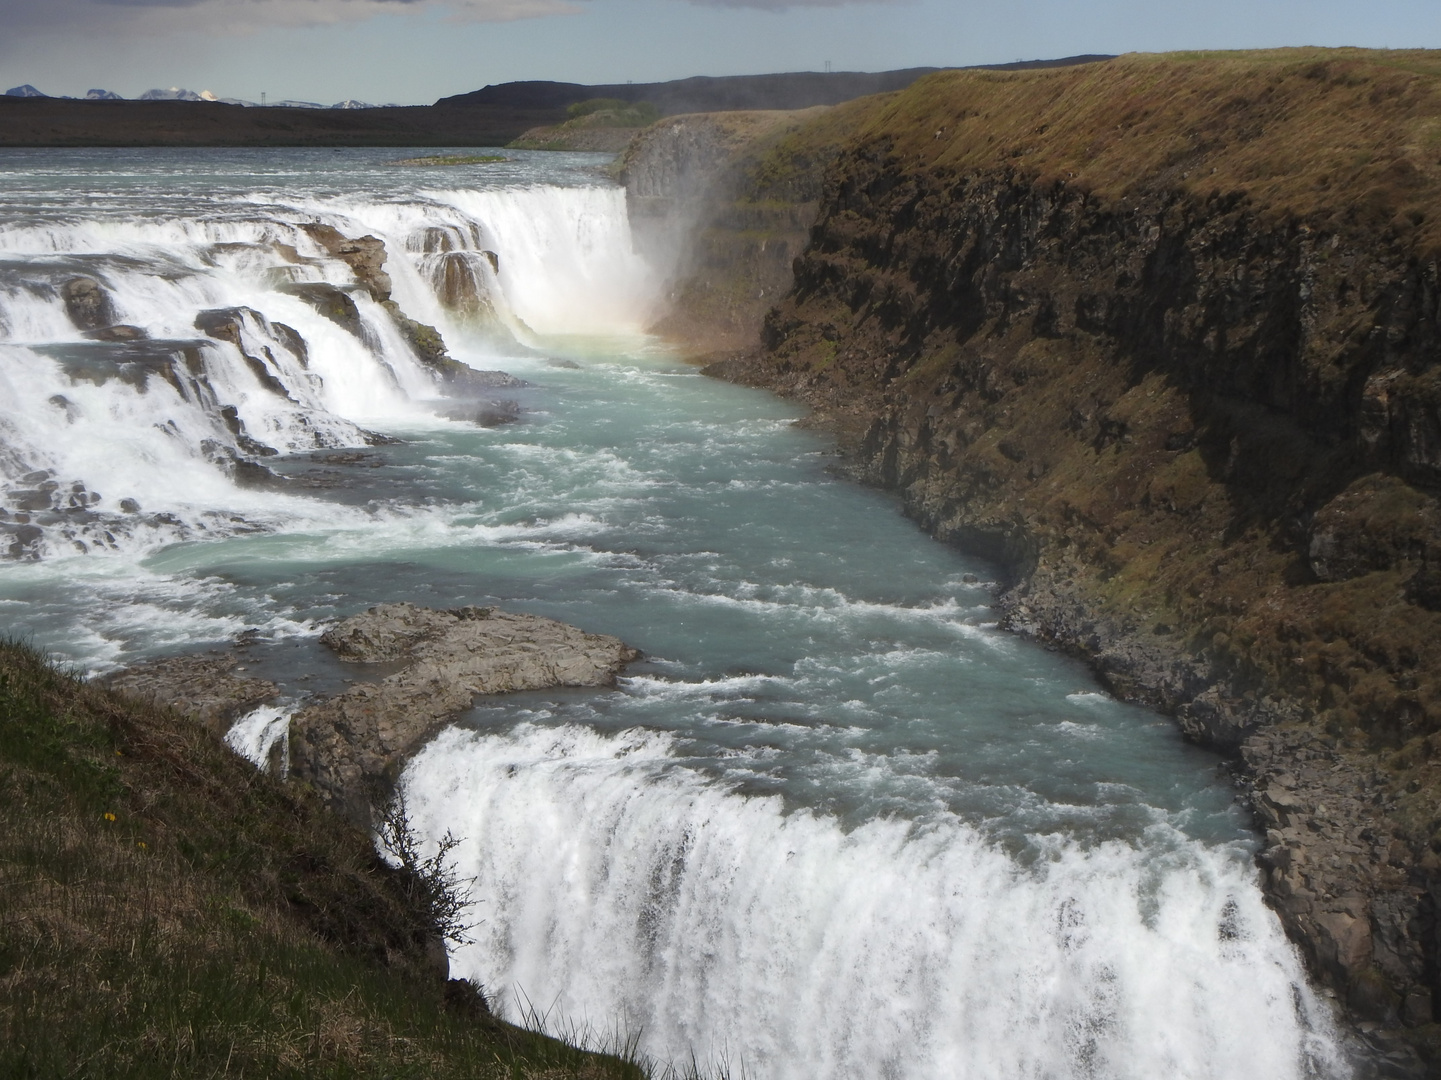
top-left (225, 704), bottom-right (292, 770)
top-left (403, 724), bottom-right (1345, 1080)
top-left (0, 150), bottom-right (1355, 1079)
top-left (0, 162), bottom-right (656, 561)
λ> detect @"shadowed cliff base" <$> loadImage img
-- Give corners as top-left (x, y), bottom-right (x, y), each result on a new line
top-left (0, 59), bottom-right (1112, 148)
top-left (631, 48), bottom-right (1441, 1074)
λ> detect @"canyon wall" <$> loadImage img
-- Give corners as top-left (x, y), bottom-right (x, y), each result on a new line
top-left (632, 49), bottom-right (1441, 1068)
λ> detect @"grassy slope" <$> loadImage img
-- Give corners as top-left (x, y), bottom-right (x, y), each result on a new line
top-left (0, 640), bottom-right (641, 1079)
top-left (857, 48), bottom-right (1441, 247)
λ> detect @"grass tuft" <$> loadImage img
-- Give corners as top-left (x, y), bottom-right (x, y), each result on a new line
top-left (0, 638), bottom-right (643, 1079)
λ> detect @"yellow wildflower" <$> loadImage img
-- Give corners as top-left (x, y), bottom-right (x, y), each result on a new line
top-left (103, 812), bottom-right (116, 822)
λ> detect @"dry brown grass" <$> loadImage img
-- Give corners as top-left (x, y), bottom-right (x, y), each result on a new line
top-left (802, 49), bottom-right (1441, 251)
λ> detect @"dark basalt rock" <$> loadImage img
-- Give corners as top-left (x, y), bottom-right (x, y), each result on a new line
top-left (431, 398), bottom-right (522, 427)
top-left (278, 281), bottom-right (364, 336)
top-left (300, 223), bottom-right (392, 302)
top-left (34, 339), bottom-right (200, 397)
top-left (199, 439), bottom-right (281, 489)
top-left (60, 275), bottom-right (116, 331)
top-left (194, 307), bottom-right (296, 403)
top-left (1, 522), bottom-right (43, 560)
top-left (379, 298), bottom-right (527, 393)
top-left (83, 324), bottom-right (147, 342)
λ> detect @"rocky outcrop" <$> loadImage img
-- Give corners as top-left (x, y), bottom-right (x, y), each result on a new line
top-left (378, 299), bottom-right (523, 396)
top-left (300, 223), bottom-right (392, 302)
top-left (671, 53), bottom-right (1441, 1063)
top-left (289, 604), bottom-right (640, 823)
top-left (60, 275), bottom-right (116, 332)
top-left (295, 224), bottom-right (522, 399)
top-left (277, 282), bottom-right (364, 335)
top-left (194, 307), bottom-right (304, 404)
top-left (97, 604), bottom-right (640, 827)
top-left (101, 653), bottom-right (279, 738)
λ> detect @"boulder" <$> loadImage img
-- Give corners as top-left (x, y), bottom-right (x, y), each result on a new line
top-left (290, 603), bottom-right (640, 822)
top-left (60, 276), bottom-right (116, 332)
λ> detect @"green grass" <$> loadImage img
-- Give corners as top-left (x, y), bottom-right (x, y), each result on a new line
top-left (0, 640), bottom-right (643, 1079)
top-left (564, 99), bottom-right (660, 127)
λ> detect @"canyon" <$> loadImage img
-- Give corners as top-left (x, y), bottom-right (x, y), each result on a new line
top-left (628, 49), bottom-right (1441, 1067)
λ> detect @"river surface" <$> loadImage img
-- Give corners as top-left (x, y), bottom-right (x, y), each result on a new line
top-left (0, 148), bottom-right (1348, 1079)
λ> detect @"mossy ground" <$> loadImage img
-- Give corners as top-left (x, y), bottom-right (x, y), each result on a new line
top-left (846, 48), bottom-right (1441, 252)
top-left (0, 640), bottom-right (643, 1079)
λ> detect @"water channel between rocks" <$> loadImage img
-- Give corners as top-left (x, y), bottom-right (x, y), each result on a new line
top-left (0, 148), bottom-right (1348, 1079)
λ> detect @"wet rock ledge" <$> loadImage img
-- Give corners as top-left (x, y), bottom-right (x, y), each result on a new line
top-left (293, 604), bottom-right (639, 822)
top-left (103, 603), bottom-right (641, 824)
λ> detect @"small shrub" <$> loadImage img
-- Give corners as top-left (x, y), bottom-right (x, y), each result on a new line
top-left (374, 788), bottom-right (478, 947)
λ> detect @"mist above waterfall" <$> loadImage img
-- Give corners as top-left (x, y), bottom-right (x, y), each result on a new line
top-left (0, 150), bottom-right (660, 561)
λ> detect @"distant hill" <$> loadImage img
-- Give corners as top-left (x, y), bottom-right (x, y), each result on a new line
top-left (438, 57), bottom-right (1114, 115)
top-left (0, 57), bottom-right (1113, 148)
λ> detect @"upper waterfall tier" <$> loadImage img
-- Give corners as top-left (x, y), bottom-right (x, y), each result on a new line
top-left (0, 172), bottom-right (656, 561)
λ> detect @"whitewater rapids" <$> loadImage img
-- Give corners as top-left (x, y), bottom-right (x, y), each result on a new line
top-left (0, 148), bottom-right (1349, 1079)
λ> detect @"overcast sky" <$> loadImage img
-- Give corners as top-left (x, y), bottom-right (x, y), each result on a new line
top-left (2, 0), bottom-right (1438, 106)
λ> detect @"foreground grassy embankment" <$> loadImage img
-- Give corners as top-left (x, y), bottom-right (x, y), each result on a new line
top-left (654, 48), bottom-right (1441, 1048)
top-left (0, 639), bottom-right (640, 1079)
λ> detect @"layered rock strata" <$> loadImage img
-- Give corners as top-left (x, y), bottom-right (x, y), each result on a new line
top-left (645, 51), bottom-right (1441, 1062)
top-left (620, 108), bottom-right (839, 352)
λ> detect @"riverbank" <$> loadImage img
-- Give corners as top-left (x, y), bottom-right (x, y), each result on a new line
top-left (632, 49), bottom-right (1441, 1068)
top-left (0, 135), bottom-right (1367, 1079)
top-left (0, 638), bottom-right (644, 1078)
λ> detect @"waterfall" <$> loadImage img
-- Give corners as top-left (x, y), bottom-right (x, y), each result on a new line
top-left (402, 723), bottom-right (1346, 1080)
top-left (1, 154), bottom-right (1354, 1080)
top-left (0, 184), bottom-right (655, 560)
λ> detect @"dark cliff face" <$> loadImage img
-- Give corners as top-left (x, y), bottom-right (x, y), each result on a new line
top-left (685, 51), bottom-right (1441, 1064)
top-left (761, 154), bottom-right (1441, 746)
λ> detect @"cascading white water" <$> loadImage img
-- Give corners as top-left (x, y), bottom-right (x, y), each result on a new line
top-left (430, 187), bottom-right (659, 336)
top-left (0, 181), bottom-right (654, 559)
top-left (1, 150), bottom-right (1356, 1080)
top-left (401, 724), bottom-right (1344, 1080)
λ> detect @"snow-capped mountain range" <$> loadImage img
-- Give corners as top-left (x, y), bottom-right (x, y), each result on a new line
top-left (4, 84), bottom-right (383, 108)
